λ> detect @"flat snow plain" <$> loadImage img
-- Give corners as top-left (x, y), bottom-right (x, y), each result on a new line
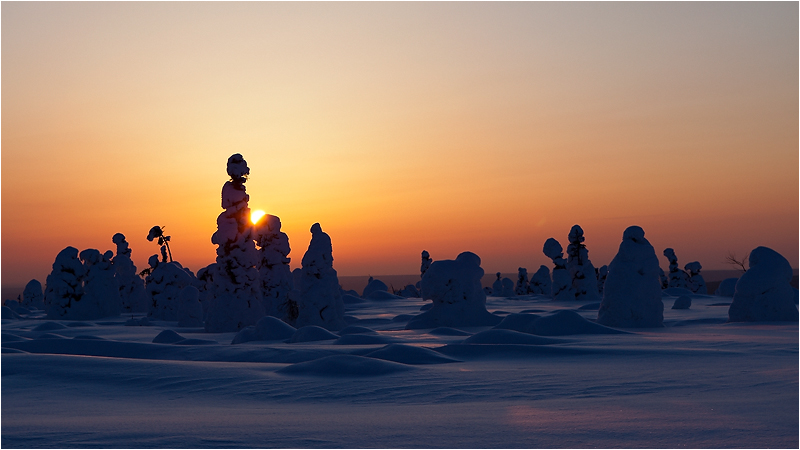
top-left (2, 293), bottom-right (797, 448)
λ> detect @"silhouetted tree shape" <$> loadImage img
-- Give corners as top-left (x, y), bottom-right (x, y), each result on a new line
top-left (147, 226), bottom-right (172, 263)
top-left (725, 251), bottom-right (749, 273)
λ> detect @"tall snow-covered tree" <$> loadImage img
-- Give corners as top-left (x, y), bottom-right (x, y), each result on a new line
top-left (663, 248), bottom-right (689, 289)
top-left (543, 238), bottom-right (574, 301)
top-left (296, 223), bottom-right (347, 330)
top-left (254, 214), bottom-right (294, 322)
top-left (566, 225), bottom-right (601, 302)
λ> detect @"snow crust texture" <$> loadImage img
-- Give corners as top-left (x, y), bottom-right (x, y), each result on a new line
top-left (728, 246), bottom-right (798, 322)
top-left (597, 226), bottom-right (664, 328)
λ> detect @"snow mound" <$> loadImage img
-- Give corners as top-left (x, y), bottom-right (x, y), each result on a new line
top-left (528, 310), bottom-right (627, 336)
top-left (36, 333), bottom-right (67, 340)
top-left (125, 317), bottom-right (150, 326)
top-left (427, 327), bottom-right (472, 336)
top-left (391, 314), bottom-right (415, 322)
top-left (73, 335), bottom-right (105, 340)
top-left (597, 226), bottom-right (664, 328)
top-left (342, 294), bottom-right (366, 305)
top-left (663, 287), bottom-right (694, 297)
top-left (171, 338), bottom-right (218, 346)
top-left (367, 290), bottom-right (403, 300)
top-left (715, 278), bottom-right (738, 297)
top-left (364, 344), bottom-right (461, 364)
top-left (672, 296), bottom-right (692, 310)
top-left (64, 322), bottom-right (94, 327)
top-left (288, 326), bottom-right (339, 343)
top-left (419, 303), bottom-right (433, 311)
top-left (276, 354), bottom-right (416, 377)
top-left (406, 252), bottom-right (502, 329)
top-left (338, 326), bottom-right (377, 335)
top-left (333, 334), bottom-right (400, 345)
top-left (2, 334), bottom-right (29, 342)
top-left (362, 278), bottom-right (389, 297)
top-left (493, 313), bottom-right (541, 332)
top-left (33, 322), bottom-right (67, 331)
top-left (729, 247), bottom-right (798, 322)
top-left (462, 329), bottom-right (567, 345)
top-left (152, 330), bottom-right (185, 344)
top-left (231, 316), bottom-right (297, 344)
top-left (578, 302), bottom-right (601, 311)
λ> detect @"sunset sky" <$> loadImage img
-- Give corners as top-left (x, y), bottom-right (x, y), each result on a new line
top-left (2, 2), bottom-right (798, 288)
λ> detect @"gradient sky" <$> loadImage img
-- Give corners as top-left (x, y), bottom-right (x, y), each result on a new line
top-left (3, 2), bottom-right (798, 287)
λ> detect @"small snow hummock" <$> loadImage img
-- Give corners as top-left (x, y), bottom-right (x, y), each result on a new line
top-left (254, 214), bottom-right (295, 322)
top-left (145, 258), bottom-right (195, 321)
top-left (715, 278), bottom-right (739, 297)
top-left (295, 223), bottom-right (347, 331)
top-left (21, 279), bottom-right (45, 310)
top-left (515, 268), bottom-right (529, 295)
top-left (566, 225), bottom-right (601, 302)
top-left (663, 248), bottom-right (689, 289)
top-left (112, 233), bottom-right (148, 313)
top-left (44, 247), bottom-right (122, 320)
top-left (543, 238), bottom-right (574, 301)
top-left (406, 251), bottom-right (502, 329)
top-left (597, 226), bottom-right (664, 328)
top-left (684, 261), bottom-right (707, 294)
top-left (530, 265), bottom-right (552, 296)
top-left (728, 246), bottom-right (798, 322)
top-left (672, 295), bottom-right (692, 310)
top-left (206, 154), bottom-right (266, 332)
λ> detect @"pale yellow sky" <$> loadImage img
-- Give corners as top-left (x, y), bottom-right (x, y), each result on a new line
top-left (2, 2), bottom-right (798, 285)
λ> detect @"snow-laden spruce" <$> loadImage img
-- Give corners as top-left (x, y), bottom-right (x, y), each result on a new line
top-left (420, 250), bottom-right (432, 278)
top-left (566, 225), bottom-right (601, 302)
top-left (596, 265), bottom-right (608, 296)
top-left (515, 268), bottom-right (529, 295)
top-left (177, 286), bottom-right (204, 327)
top-left (491, 272), bottom-right (503, 297)
top-left (684, 261), bottom-right (707, 294)
top-left (21, 279), bottom-right (45, 310)
top-left (728, 246), bottom-right (798, 322)
top-left (45, 247), bottom-right (121, 320)
top-left (530, 265), bottom-right (552, 296)
top-left (254, 214), bottom-right (294, 321)
top-left (296, 223), bottom-right (347, 331)
top-left (112, 233), bottom-right (148, 313)
top-left (501, 277), bottom-right (515, 297)
top-left (663, 248), bottom-right (689, 289)
top-left (145, 257), bottom-right (195, 321)
top-left (543, 238), bottom-right (574, 301)
top-left (597, 226), bottom-right (664, 328)
top-left (205, 154), bottom-right (265, 332)
top-left (406, 251), bottom-right (501, 329)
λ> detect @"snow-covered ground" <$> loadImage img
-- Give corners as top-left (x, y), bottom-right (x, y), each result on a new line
top-left (2, 292), bottom-right (797, 448)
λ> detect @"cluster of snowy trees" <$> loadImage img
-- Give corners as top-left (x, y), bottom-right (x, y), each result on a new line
top-left (17, 157), bottom-right (797, 329)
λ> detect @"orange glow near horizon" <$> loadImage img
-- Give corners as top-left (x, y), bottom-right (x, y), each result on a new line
top-left (2, 3), bottom-right (798, 289)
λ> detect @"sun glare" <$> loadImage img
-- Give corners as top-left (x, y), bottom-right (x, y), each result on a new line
top-left (251, 209), bottom-right (266, 225)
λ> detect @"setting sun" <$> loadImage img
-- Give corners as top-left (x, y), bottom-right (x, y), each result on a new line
top-left (251, 209), bottom-right (266, 225)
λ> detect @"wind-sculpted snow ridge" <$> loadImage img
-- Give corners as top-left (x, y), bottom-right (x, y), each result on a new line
top-left (364, 344), bottom-right (461, 364)
top-left (427, 327), bottom-right (472, 336)
top-left (406, 252), bottom-right (502, 329)
top-left (206, 154), bottom-right (265, 332)
top-left (231, 316), bottom-right (297, 344)
top-left (463, 329), bottom-right (569, 345)
top-left (296, 223), bottom-right (347, 331)
top-left (493, 311), bottom-right (627, 336)
top-left (338, 326), bottom-right (378, 335)
top-left (289, 326), bottom-right (339, 343)
top-left (728, 246), bottom-right (798, 322)
top-left (597, 226), bottom-right (664, 328)
top-left (276, 354), bottom-right (416, 377)
top-left (334, 334), bottom-right (401, 345)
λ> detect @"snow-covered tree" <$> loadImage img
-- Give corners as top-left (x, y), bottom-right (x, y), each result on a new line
top-left (658, 268), bottom-right (668, 289)
top-left (145, 256), bottom-right (195, 321)
top-left (296, 223), bottom-right (347, 330)
top-left (515, 267), bottom-right (529, 295)
top-left (406, 251), bottom-right (501, 329)
top-left (254, 214), bottom-right (294, 321)
top-left (566, 225), bottom-right (601, 302)
top-left (728, 246), bottom-right (798, 322)
top-left (21, 279), bottom-right (44, 310)
top-left (543, 238), bottom-right (574, 301)
top-left (684, 261), bottom-right (707, 294)
top-left (80, 249), bottom-right (122, 318)
top-left (44, 247), bottom-right (85, 319)
top-left (420, 250), bottom-right (432, 278)
top-left (596, 265), bottom-right (609, 296)
top-left (177, 286), bottom-right (204, 327)
top-left (491, 272), bottom-right (503, 296)
top-left (44, 246), bottom-right (121, 320)
top-left (501, 277), bottom-right (515, 297)
top-left (663, 248), bottom-right (689, 289)
top-left (205, 154), bottom-right (265, 332)
top-left (530, 265), bottom-right (552, 296)
top-left (597, 226), bottom-right (663, 328)
top-left (112, 233), bottom-right (148, 313)
top-left (147, 226), bottom-right (172, 263)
